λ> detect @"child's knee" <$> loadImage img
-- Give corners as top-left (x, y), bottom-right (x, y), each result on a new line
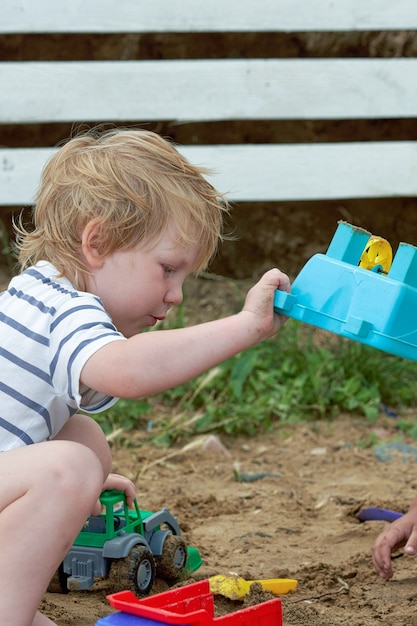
top-left (47, 441), bottom-right (104, 501)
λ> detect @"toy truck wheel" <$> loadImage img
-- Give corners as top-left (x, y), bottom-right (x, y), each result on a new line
top-left (111, 545), bottom-right (156, 596)
top-left (47, 564), bottom-right (69, 594)
top-left (155, 534), bottom-right (188, 581)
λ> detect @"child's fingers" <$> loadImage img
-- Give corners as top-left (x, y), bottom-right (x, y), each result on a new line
top-left (372, 542), bottom-right (394, 579)
top-left (404, 531), bottom-right (417, 556)
top-left (263, 267), bottom-right (291, 293)
top-left (103, 473), bottom-right (136, 506)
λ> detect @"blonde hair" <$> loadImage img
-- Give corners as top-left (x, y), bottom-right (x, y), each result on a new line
top-left (15, 128), bottom-right (228, 286)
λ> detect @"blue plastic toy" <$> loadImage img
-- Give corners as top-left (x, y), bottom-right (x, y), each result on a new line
top-left (273, 220), bottom-right (417, 362)
top-left (356, 507), bottom-right (403, 523)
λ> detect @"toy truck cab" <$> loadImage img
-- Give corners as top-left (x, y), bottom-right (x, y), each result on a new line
top-left (76, 489), bottom-right (149, 546)
top-left (53, 489), bottom-right (201, 596)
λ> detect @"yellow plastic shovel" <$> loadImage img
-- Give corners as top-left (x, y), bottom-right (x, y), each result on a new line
top-left (208, 574), bottom-right (298, 600)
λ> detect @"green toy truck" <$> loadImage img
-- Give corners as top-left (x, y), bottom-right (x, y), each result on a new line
top-left (49, 489), bottom-right (202, 596)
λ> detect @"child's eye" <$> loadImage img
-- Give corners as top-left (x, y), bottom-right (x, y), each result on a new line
top-left (162, 264), bottom-right (175, 275)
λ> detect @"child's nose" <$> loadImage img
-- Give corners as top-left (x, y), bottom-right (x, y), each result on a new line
top-left (165, 285), bottom-right (184, 306)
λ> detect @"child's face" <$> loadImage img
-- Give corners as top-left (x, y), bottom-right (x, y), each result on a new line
top-left (86, 223), bottom-right (200, 337)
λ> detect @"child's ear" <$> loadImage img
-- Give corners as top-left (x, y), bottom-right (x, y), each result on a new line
top-left (81, 219), bottom-right (105, 269)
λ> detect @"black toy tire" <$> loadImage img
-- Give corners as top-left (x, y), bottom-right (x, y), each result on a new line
top-left (155, 534), bottom-right (188, 581)
top-left (47, 563), bottom-right (69, 594)
top-left (111, 545), bottom-right (156, 596)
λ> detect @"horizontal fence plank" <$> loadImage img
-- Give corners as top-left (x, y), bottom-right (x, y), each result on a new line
top-left (2, 59), bottom-right (417, 124)
top-left (2, 142), bottom-right (417, 205)
top-left (3, 0), bottom-right (417, 33)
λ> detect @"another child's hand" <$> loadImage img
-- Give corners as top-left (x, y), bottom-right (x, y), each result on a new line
top-left (242, 268), bottom-right (291, 339)
top-left (372, 510), bottom-right (417, 578)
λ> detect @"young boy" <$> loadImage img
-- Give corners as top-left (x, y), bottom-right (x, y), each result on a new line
top-left (0, 128), bottom-right (290, 626)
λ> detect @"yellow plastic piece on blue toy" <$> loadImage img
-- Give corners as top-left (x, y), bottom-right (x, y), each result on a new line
top-left (359, 236), bottom-right (392, 274)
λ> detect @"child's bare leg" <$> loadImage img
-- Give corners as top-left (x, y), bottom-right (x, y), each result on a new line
top-left (0, 440), bottom-right (104, 626)
top-left (32, 611), bottom-right (56, 625)
top-left (54, 413), bottom-right (112, 478)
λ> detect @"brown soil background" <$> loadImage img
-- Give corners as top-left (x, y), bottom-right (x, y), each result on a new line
top-left (2, 25), bottom-right (417, 626)
top-left (41, 377), bottom-right (417, 626)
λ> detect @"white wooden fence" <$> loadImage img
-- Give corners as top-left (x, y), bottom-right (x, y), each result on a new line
top-left (1, 0), bottom-right (417, 206)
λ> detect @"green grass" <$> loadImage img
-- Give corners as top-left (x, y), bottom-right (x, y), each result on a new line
top-left (96, 318), bottom-right (417, 446)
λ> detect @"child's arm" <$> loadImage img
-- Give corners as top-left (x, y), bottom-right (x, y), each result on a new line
top-left (372, 497), bottom-right (417, 578)
top-left (80, 268), bottom-right (290, 398)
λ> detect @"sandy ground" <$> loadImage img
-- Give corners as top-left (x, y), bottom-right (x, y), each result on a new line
top-left (40, 413), bottom-right (417, 625)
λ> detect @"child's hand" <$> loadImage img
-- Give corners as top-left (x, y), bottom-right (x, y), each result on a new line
top-left (102, 473), bottom-right (136, 507)
top-left (372, 510), bottom-right (417, 578)
top-left (242, 268), bottom-right (291, 339)
top-left (91, 473), bottom-right (136, 514)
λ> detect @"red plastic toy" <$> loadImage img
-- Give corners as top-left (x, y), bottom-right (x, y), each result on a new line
top-left (95, 580), bottom-right (283, 625)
